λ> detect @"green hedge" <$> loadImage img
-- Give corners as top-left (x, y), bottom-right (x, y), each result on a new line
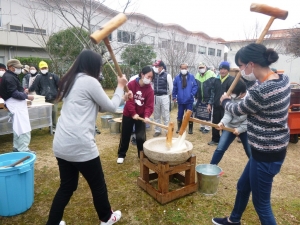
top-left (101, 64), bottom-right (132, 89)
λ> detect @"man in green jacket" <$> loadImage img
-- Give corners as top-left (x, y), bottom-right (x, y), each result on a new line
top-left (194, 62), bottom-right (215, 133)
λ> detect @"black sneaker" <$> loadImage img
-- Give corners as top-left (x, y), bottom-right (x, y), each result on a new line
top-left (208, 141), bottom-right (219, 146)
top-left (212, 217), bottom-right (240, 225)
top-left (199, 127), bottom-right (205, 132)
top-left (153, 132), bottom-right (161, 137)
top-left (131, 137), bottom-right (137, 145)
top-left (202, 129), bottom-right (210, 134)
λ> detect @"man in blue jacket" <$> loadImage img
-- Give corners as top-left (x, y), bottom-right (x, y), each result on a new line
top-left (172, 63), bottom-right (198, 134)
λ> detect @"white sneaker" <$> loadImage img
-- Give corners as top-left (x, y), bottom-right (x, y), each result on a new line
top-left (117, 158), bottom-right (124, 164)
top-left (59, 221), bottom-right (66, 225)
top-left (100, 210), bottom-right (122, 225)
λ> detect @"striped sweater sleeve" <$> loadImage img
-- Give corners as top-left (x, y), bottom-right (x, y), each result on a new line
top-left (222, 75), bottom-right (291, 162)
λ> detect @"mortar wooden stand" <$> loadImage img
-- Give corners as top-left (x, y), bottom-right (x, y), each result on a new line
top-left (137, 151), bottom-right (198, 204)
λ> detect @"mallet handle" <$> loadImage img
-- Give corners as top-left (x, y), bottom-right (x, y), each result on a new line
top-left (103, 37), bottom-right (129, 92)
top-left (137, 117), bottom-right (168, 130)
top-left (189, 117), bottom-right (235, 133)
top-left (166, 122), bottom-right (174, 148)
top-left (227, 15), bottom-right (278, 96)
top-left (256, 17), bottom-right (275, 44)
top-left (178, 110), bottom-right (193, 135)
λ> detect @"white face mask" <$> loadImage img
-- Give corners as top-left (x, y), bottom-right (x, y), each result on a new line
top-left (41, 69), bottom-right (48, 74)
top-left (14, 68), bottom-right (22, 75)
top-left (241, 63), bottom-right (256, 81)
top-left (230, 94), bottom-right (237, 99)
top-left (30, 70), bottom-right (37, 74)
top-left (0, 71), bottom-right (5, 77)
top-left (143, 77), bottom-right (151, 85)
top-left (181, 69), bottom-right (187, 75)
top-left (199, 68), bottom-right (205, 74)
top-left (152, 67), bottom-right (158, 73)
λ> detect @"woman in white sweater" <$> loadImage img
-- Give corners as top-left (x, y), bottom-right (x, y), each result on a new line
top-left (46, 50), bottom-right (129, 225)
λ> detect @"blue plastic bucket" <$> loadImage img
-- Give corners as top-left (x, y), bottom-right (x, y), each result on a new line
top-left (0, 152), bottom-right (36, 216)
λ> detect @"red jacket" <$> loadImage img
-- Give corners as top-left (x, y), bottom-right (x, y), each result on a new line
top-left (123, 78), bottom-right (154, 118)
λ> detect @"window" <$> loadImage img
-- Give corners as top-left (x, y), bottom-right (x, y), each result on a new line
top-left (35, 28), bottom-right (47, 35)
top-left (117, 30), bottom-right (135, 44)
top-left (198, 46), bottom-right (206, 54)
top-left (208, 48), bottom-right (215, 56)
top-left (217, 49), bottom-right (222, 57)
top-left (10, 25), bottom-right (22, 32)
top-left (141, 35), bottom-right (155, 45)
top-left (158, 38), bottom-right (170, 48)
top-left (174, 41), bottom-right (184, 49)
top-left (24, 27), bottom-right (35, 33)
top-left (187, 43), bottom-right (196, 53)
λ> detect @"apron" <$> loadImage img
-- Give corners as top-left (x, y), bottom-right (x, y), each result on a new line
top-left (5, 98), bottom-right (31, 136)
top-left (195, 101), bottom-right (211, 121)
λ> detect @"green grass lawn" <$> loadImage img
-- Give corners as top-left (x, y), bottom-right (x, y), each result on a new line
top-left (0, 89), bottom-right (299, 225)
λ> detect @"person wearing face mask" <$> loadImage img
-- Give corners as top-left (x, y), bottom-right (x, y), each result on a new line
top-left (194, 62), bottom-right (216, 134)
top-left (212, 43), bottom-right (290, 225)
top-left (210, 79), bottom-right (251, 165)
top-left (21, 65), bottom-right (30, 76)
top-left (172, 63), bottom-right (198, 134)
top-left (22, 65), bottom-right (39, 95)
top-left (208, 61), bottom-right (235, 146)
top-left (0, 59), bottom-right (35, 154)
top-left (117, 66), bottom-right (154, 164)
top-left (29, 61), bottom-right (59, 132)
top-left (152, 60), bottom-right (173, 137)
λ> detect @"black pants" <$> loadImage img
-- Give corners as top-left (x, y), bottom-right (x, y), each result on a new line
top-left (46, 157), bottom-right (111, 225)
top-left (211, 106), bottom-right (224, 143)
top-left (118, 115), bottom-right (146, 158)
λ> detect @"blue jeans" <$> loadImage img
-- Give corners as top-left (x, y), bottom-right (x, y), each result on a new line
top-left (210, 131), bottom-right (251, 165)
top-left (229, 157), bottom-right (284, 225)
top-left (177, 103), bottom-right (193, 120)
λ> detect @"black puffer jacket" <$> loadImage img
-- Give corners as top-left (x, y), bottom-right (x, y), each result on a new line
top-left (29, 72), bottom-right (59, 101)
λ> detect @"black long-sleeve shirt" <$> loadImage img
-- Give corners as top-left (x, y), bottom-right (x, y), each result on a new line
top-left (0, 70), bottom-right (27, 101)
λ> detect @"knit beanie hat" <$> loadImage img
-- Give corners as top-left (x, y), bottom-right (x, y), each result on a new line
top-left (219, 61), bottom-right (230, 71)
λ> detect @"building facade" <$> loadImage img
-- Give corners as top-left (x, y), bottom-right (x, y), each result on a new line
top-left (224, 29), bottom-right (300, 83)
top-left (0, 0), bottom-right (225, 76)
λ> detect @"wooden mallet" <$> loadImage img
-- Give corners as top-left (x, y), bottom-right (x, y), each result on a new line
top-left (136, 116), bottom-right (174, 148)
top-left (226, 3), bottom-right (288, 96)
top-left (90, 13), bottom-right (129, 92)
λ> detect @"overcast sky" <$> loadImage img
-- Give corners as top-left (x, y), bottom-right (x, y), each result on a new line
top-left (104, 0), bottom-right (299, 41)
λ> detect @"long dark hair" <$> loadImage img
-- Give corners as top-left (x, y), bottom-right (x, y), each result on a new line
top-left (138, 65), bottom-right (154, 79)
top-left (235, 43), bottom-right (279, 67)
top-left (56, 49), bottom-right (102, 101)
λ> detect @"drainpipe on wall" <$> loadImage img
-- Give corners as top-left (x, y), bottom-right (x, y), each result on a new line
top-left (8, 46), bottom-right (12, 59)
